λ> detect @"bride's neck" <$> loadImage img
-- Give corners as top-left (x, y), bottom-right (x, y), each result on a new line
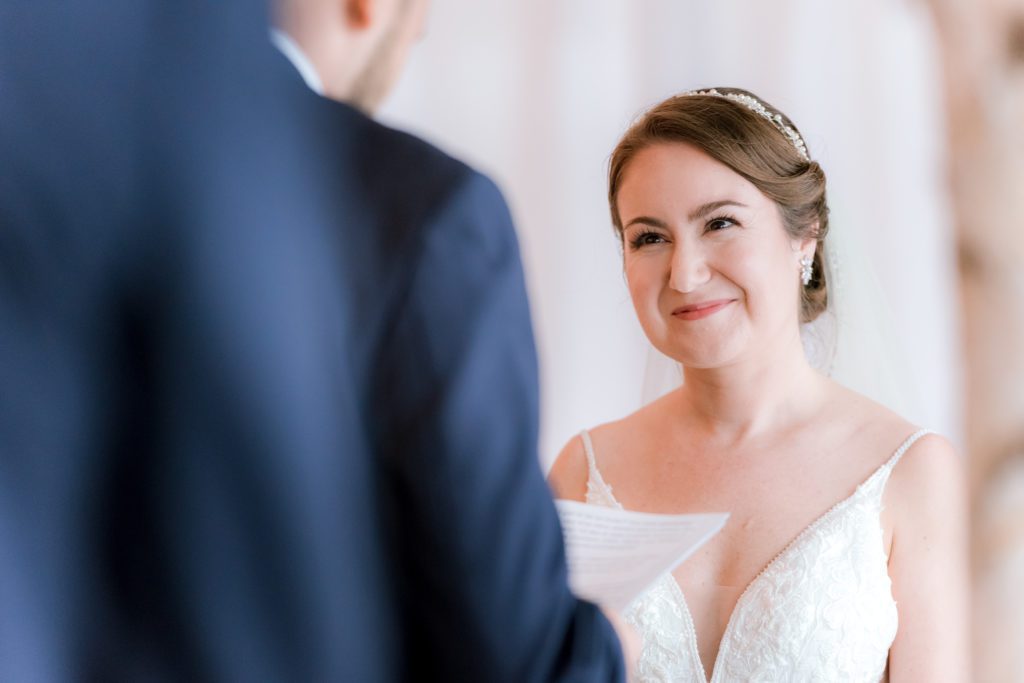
top-left (677, 330), bottom-right (823, 443)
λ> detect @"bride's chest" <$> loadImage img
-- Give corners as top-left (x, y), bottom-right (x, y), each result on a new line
top-left (612, 451), bottom-right (895, 581)
top-left (623, 472), bottom-right (851, 577)
top-left (626, 502), bottom-right (899, 683)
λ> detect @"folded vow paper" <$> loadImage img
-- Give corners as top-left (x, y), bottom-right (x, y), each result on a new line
top-left (556, 500), bottom-right (729, 612)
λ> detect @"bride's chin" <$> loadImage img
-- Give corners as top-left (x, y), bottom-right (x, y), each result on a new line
top-left (657, 336), bottom-right (747, 369)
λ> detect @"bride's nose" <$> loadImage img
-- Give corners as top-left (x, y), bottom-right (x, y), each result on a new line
top-left (668, 243), bottom-right (711, 293)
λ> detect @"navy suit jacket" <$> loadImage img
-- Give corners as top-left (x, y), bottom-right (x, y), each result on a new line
top-left (283, 62), bottom-right (626, 680)
top-left (1, 3), bottom-right (393, 680)
top-left (0, 0), bottom-right (623, 678)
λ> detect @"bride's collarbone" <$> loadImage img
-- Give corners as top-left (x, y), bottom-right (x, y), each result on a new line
top-left (592, 408), bottom-right (913, 514)
top-left (611, 441), bottom-right (809, 496)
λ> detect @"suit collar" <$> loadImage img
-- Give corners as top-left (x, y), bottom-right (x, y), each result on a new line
top-left (270, 29), bottom-right (324, 96)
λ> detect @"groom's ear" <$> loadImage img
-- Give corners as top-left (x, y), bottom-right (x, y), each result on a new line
top-left (344, 0), bottom-right (374, 28)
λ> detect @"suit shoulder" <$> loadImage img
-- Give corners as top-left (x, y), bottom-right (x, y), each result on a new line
top-left (370, 116), bottom-right (505, 197)
top-left (359, 115), bottom-right (483, 193)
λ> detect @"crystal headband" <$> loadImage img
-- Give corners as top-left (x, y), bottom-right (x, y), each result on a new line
top-left (682, 88), bottom-right (810, 161)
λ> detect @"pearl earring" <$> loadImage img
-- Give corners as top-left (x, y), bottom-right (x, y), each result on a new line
top-left (800, 255), bottom-right (814, 286)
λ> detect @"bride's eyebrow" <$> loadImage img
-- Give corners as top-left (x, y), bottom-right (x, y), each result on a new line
top-left (624, 216), bottom-right (669, 230)
top-left (687, 199), bottom-right (748, 221)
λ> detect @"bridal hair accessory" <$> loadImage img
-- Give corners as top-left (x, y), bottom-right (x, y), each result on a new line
top-left (800, 255), bottom-right (814, 286)
top-left (682, 89), bottom-right (810, 161)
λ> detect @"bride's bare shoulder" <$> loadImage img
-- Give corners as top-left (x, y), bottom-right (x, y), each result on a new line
top-left (821, 380), bottom-right (959, 489)
top-left (547, 395), bottom-right (671, 502)
top-left (821, 380), bottom-right (919, 450)
top-left (546, 429), bottom-right (594, 503)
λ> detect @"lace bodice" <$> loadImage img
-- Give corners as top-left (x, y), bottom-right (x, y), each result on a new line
top-left (581, 429), bottom-right (931, 683)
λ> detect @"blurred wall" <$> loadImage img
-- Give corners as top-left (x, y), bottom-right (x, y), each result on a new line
top-left (380, 0), bottom-right (962, 465)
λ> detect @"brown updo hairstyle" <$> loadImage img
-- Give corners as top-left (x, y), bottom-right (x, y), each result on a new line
top-left (608, 87), bottom-right (830, 324)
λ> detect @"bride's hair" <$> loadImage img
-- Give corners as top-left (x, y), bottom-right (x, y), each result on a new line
top-left (608, 87), bottom-right (830, 323)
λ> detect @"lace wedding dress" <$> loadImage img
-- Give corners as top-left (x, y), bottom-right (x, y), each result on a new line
top-left (581, 428), bottom-right (931, 683)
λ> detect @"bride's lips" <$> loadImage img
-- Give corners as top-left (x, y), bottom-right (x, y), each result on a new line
top-left (672, 299), bottom-right (735, 321)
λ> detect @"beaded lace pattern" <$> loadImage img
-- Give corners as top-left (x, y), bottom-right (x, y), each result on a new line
top-left (580, 429), bottom-right (931, 683)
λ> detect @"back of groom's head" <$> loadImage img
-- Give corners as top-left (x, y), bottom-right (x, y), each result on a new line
top-left (274, 0), bottom-right (429, 112)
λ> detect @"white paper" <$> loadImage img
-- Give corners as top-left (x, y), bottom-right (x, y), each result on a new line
top-left (556, 500), bottom-right (729, 612)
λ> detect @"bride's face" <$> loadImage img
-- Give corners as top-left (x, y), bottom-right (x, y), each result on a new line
top-left (617, 142), bottom-right (811, 368)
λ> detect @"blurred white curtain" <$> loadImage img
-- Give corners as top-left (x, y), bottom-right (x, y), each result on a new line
top-left (380, 0), bottom-right (962, 466)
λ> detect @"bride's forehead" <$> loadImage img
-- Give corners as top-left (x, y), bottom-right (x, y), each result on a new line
top-left (620, 166), bottom-right (766, 214)
top-left (627, 142), bottom-right (725, 172)
top-left (625, 145), bottom-right (759, 189)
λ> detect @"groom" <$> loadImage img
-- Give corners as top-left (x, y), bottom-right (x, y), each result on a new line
top-left (272, 0), bottom-right (633, 680)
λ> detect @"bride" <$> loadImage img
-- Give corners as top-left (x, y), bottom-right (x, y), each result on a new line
top-left (549, 88), bottom-right (968, 682)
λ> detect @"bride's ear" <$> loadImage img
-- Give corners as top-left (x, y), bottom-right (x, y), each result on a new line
top-left (792, 221), bottom-right (819, 260)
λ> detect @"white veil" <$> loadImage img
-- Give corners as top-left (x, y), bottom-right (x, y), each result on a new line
top-left (639, 219), bottom-right (919, 417)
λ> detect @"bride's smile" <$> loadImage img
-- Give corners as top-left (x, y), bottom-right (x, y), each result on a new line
top-left (671, 299), bottom-right (735, 320)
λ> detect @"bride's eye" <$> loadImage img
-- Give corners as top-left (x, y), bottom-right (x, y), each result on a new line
top-left (629, 230), bottom-right (667, 250)
top-left (706, 215), bottom-right (739, 232)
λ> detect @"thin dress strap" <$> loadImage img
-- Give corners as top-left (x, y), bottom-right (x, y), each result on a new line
top-left (860, 428), bottom-right (934, 501)
top-left (882, 428), bottom-right (933, 470)
top-left (579, 429), bottom-right (621, 508)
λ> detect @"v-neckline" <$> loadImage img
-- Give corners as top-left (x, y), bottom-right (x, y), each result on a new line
top-left (667, 486), bottom-right (868, 683)
top-left (592, 429), bottom-right (927, 683)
